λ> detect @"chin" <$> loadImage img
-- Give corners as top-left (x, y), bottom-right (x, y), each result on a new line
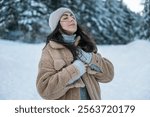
top-left (62, 28), bottom-right (77, 35)
top-left (66, 30), bottom-right (76, 35)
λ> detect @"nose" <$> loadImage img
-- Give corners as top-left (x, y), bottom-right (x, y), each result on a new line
top-left (68, 16), bottom-right (75, 22)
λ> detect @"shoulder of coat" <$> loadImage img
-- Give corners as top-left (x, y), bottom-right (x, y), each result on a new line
top-left (48, 41), bottom-right (65, 49)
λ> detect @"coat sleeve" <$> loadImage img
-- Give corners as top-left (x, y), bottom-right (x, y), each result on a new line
top-left (86, 53), bottom-right (114, 83)
top-left (36, 48), bottom-right (83, 100)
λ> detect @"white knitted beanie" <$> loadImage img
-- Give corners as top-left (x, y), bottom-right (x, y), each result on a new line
top-left (49, 7), bottom-right (76, 32)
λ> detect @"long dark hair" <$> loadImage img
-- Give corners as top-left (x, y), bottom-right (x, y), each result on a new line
top-left (45, 22), bottom-right (97, 59)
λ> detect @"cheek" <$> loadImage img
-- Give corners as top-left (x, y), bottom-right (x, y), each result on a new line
top-left (60, 23), bottom-right (68, 30)
top-left (63, 26), bottom-right (68, 30)
top-left (60, 22), bottom-right (77, 33)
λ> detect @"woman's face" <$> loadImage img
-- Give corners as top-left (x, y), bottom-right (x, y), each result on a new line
top-left (60, 12), bottom-right (77, 35)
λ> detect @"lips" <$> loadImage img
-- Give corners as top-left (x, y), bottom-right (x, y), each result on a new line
top-left (69, 23), bottom-right (75, 26)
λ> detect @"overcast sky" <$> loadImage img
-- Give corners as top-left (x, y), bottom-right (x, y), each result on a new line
top-left (123, 0), bottom-right (144, 13)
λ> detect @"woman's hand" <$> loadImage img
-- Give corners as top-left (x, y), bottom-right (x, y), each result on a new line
top-left (77, 48), bottom-right (92, 64)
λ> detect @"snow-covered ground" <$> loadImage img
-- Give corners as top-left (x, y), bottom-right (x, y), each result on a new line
top-left (0, 39), bottom-right (150, 100)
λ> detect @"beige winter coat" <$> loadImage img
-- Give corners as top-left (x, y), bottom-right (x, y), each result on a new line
top-left (36, 41), bottom-right (114, 100)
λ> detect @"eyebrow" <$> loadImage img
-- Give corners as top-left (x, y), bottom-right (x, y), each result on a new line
top-left (62, 13), bottom-right (72, 17)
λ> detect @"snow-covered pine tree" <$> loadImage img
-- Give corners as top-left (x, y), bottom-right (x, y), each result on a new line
top-left (18, 0), bottom-right (48, 43)
top-left (96, 0), bottom-right (138, 44)
top-left (0, 0), bottom-right (20, 40)
top-left (0, 0), bottom-right (48, 43)
top-left (140, 0), bottom-right (150, 40)
top-left (0, 0), bottom-right (143, 44)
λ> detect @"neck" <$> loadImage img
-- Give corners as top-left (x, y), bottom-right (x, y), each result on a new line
top-left (60, 28), bottom-right (75, 35)
top-left (62, 34), bottom-right (76, 44)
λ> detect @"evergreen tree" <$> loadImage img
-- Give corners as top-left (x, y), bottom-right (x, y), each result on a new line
top-left (0, 0), bottom-right (144, 44)
top-left (140, 0), bottom-right (150, 40)
top-left (0, 0), bottom-right (48, 43)
top-left (18, 0), bottom-right (48, 43)
top-left (0, 0), bottom-right (20, 40)
top-left (95, 0), bottom-right (138, 44)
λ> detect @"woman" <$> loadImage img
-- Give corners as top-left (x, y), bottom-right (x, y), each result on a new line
top-left (36, 7), bottom-right (114, 100)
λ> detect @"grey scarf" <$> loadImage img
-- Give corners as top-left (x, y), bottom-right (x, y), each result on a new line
top-left (62, 34), bottom-right (76, 44)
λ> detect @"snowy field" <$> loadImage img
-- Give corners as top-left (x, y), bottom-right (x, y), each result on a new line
top-left (0, 39), bottom-right (150, 100)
